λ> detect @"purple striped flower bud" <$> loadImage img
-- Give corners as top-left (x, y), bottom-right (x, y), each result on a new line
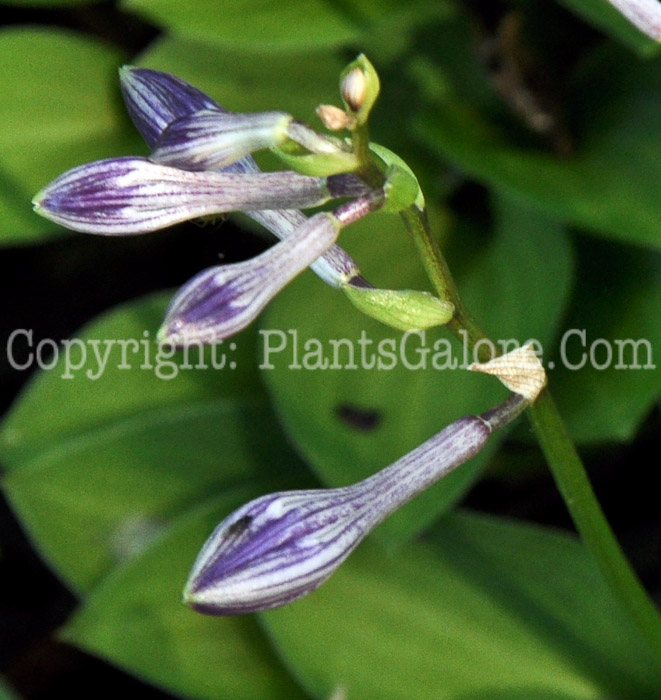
top-left (151, 109), bottom-right (294, 171)
top-left (33, 157), bottom-right (363, 236)
top-left (119, 66), bottom-right (226, 149)
top-left (249, 208), bottom-right (364, 287)
top-left (184, 395), bottom-right (527, 615)
top-left (119, 66), bottom-right (366, 286)
top-left (159, 212), bottom-right (342, 345)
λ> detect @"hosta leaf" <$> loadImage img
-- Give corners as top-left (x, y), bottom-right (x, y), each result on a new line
top-left (0, 292), bottom-right (261, 467)
top-left (2, 397), bottom-right (304, 593)
top-left (0, 27), bottom-right (138, 243)
top-left (548, 238), bottom-right (661, 443)
top-left (123, 0), bottom-right (435, 51)
top-left (414, 42), bottom-right (661, 250)
top-left (0, 293), bottom-right (288, 592)
top-left (62, 493), bottom-right (309, 700)
top-left (261, 510), bottom-right (660, 699)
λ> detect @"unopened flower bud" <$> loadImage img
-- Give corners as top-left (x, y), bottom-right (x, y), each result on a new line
top-left (151, 110), bottom-right (293, 171)
top-left (158, 213), bottom-right (341, 345)
top-left (119, 66), bottom-right (370, 289)
top-left (184, 394), bottom-right (526, 615)
top-left (32, 158), bottom-right (347, 236)
top-left (341, 67), bottom-right (367, 112)
top-left (339, 54), bottom-right (380, 125)
top-left (316, 104), bottom-right (355, 131)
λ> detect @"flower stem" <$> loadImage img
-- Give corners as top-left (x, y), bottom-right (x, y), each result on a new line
top-left (399, 206), bottom-right (491, 360)
top-left (528, 390), bottom-right (661, 659)
top-left (352, 123), bottom-right (386, 190)
top-left (400, 201), bottom-right (661, 660)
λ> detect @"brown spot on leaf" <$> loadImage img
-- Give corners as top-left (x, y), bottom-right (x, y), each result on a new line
top-left (336, 404), bottom-right (382, 432)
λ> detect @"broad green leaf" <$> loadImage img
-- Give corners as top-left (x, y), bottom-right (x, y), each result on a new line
top-left (2, 397), bottom-right (305, 593)
top-left (62, 493), bottom-right (308, 700)
top-left (261, 510), bottom-right (660, 699)
top-left (554, 0), bottom-right (660, 57)
top-left (123, 0), bottom-right (434, 51)
top-left (0, 292), bottom-right (261, 467)
top-left (548, 239), bottom-right (661, 443)
top-left (456, 193), bottom-right (574, 347)
top-left (0, 292), bottom-right (284, 591)
top-left (137, 36), bottom-right (346, 124)
top-left (260, 198), bottom-right (572, 544)
top-left (124, 0), bottom-right (357, 50)
top-left (0, 27), bottom-right (139, 244)
top-left (414, 42), bottom-right (661, 250)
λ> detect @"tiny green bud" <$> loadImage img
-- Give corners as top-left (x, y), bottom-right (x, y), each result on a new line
top-left (339, 55), bottom-right (380, 126)
top-left (341, 67), bottom-right (367, 112)
top-left (343, 285), bottom-right (454, 331)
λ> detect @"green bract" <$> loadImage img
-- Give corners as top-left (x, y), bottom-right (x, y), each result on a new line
top-left (343, 285), bottom-right (454, 331)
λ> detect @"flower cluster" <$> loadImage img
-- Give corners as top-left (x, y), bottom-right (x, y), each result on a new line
top-left (32, 63), bottom-right (543, 616)
top-left (33, 67), bottom-right (378, 345)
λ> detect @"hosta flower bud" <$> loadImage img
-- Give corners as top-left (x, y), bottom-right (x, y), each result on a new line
top-left (184, 394), bottom-right (527, 615)
top-left (119, 66), bottom-right (222, 149)
top-left (32, 158), bottom-right (364, 236)
top-left (248, 208), bottom-right (362, 287)
top-left (118, 66), bottom-right (369, 288)
top-left (151, 110), bottom-right (293, 171)
top-left (159, 213), bottom-right (342, 345)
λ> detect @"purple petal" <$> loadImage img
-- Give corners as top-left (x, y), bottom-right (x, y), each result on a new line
top-left (607, 0), bottom-right (661, 40)
top-left (159, 212), bottom-right (341, 344)
top-left (248, 209), bottom-right (363, 286)
top-left (33, 158), bottom-right (341, 235)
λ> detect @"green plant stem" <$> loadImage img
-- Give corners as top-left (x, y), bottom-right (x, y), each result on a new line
top-left (528, 389), bottom-right (661, 658)
top-left (401, 202), bottom-right (661, 661)
top-left (400, 206), bottom-right (491, 359)
top-left (353, 123), bottom-right (384, 189)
